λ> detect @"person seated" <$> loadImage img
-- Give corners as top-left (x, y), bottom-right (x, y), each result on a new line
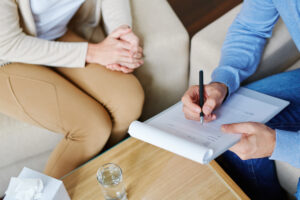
top-left (182, 0), bottom-right (300, 199)
top-left (0, 0), bottom-right (144, 179)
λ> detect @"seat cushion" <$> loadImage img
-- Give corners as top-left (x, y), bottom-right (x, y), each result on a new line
top-left (0, 113), bottom-right (62, 168)
top-left (276, 160), bottom-right (300, 199)
top-left (0, 151), bottom-right (53, 195)
top-left (287, 58), bottom-right (300, 72)
top-left (0, 113), bottom-right (62, 196)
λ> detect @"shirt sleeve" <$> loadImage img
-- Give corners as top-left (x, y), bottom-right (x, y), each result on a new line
top-left (270, 129), bottom-right (300, 168)
top-left (0, 0), bottom-right (88, 68)
top-left (101, 0), bottom-right (132, 34)
top-left (211, 0), bottom-right (279, 96)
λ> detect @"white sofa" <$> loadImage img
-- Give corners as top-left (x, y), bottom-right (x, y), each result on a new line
top-left (190, 4), bottom-right (300, 199)
top-left (0, 0), bottom-right (189, 195)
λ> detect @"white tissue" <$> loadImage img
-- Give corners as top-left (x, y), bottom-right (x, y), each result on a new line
top-left (5, 177), bottom-right (43, 200)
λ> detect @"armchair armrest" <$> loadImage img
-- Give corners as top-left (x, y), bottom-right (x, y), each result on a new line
top-left (131, 0), bottom-right (190, 119)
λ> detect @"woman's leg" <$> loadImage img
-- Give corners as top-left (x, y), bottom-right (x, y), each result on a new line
top-left (0, 63), bottom-right (112, 178)
top-left (56, 30), bottom-right (145, 146)
top-left (219, 69), bottom-right (300, 200)
top-left (56, 64), bottom-right (145, 146)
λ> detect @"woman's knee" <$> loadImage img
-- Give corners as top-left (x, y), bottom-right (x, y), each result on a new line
top-left (63, 102), bottom-right (113, 147)
top-left (110, 74), bottom-right (144, 122)
top-left (123, 75), bottom-right (145, 118)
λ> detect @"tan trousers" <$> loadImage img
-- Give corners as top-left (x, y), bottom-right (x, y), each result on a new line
top-left (0, 31), bottom-right (144, 178)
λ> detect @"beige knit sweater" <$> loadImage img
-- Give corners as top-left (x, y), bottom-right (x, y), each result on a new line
top-left (0, 0), bottom-right (132, 68)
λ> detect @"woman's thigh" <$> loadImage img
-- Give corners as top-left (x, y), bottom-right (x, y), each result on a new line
top-left (55, 64), bottom-right (144, 132)
top-left (245, 68), bottom-right (300, 131)
top-left (57, 30), bottom-right (144, 124)
top-left (56, 30), bottom-right (144, 143)
top-left (0, 62), bottom-right (112, 136)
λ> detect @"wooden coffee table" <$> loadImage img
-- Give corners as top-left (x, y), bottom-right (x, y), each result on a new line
top-left (62, 137), bottom-right (249, 200)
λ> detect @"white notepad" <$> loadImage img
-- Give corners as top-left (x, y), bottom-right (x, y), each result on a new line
top-left (128, 87), bottom-right (290, 164)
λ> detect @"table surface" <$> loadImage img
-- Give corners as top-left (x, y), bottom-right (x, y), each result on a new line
top-left (62, 137), bottom-right (249, 200)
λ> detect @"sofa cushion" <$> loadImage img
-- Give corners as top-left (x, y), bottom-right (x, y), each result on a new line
top-left (0, 150), bottom-right (53, 196)
top-left (0, 113), bottom-right (62, 196)
top-left (287, 59), bottom-right (300, 72)
top-left (131, 0), bottom-right (190, 119)
top-left (0, 112), bottom-right (63, 196)
top-left (0, 113), bottom-right (62, 168)
top-left (276, 160), bottom-right (300, 199)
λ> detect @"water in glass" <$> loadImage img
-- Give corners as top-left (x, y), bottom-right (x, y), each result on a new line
top-left (97, 163), bottom-right (127, 200)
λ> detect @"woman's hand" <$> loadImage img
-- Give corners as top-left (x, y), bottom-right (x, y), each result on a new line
top-left (86, 26), bottom-right (143, 72)
top-left (119, 25), bottom-right (143, 60)
top-left (106, 63), bottom-right (134, 73)
top-left (114, 25), bottom-right (143, 72)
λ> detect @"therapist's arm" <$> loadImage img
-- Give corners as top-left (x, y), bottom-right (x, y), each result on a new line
top-left (182, 0), bottom-right (280, 121)
top-left (270, 130), bottom-right (300, 168)
top-left (212, 0), bottom-right (280, 96)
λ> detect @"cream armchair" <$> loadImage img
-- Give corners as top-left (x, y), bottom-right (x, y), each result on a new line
top-left (0, 0), bottom-right (190, 195)
top-left (132, 0), bottom-right (189, 120)
top-left (190, 4), bottom-right (300, 199)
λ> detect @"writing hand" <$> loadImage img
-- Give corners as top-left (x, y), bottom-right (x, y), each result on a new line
top-left (181, 82), bottom-right (228, 122)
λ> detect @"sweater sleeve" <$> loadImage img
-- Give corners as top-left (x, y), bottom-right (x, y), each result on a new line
top-left (211, 0), bottom-right (279, 96)
top-left (101, 0), bottom-right (132, 34)
top-left (270, 129), bottom-right (300, 168)
top-left (0, 0), bottom-right (88, 68)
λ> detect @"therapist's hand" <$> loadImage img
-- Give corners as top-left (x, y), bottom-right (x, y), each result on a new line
top-left (222, 122), bottom-right (276, 160)
top-left (181, 82), bottom-right (228, 122)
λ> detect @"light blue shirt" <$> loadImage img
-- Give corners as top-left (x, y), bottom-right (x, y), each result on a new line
top-left (30, 0), bottom-right (85, 40)
top-left (211, 0), bottom-right (300, 169)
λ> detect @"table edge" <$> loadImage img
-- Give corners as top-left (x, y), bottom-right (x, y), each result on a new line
top-left (209, 160), bottom-right (250, 200)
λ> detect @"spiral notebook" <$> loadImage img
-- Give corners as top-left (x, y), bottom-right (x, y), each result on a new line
top-left (128, 87), bottom-right (289, 164)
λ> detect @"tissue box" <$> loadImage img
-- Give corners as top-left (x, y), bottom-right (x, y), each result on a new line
top-left (4, 167), bottom-right (70, 200)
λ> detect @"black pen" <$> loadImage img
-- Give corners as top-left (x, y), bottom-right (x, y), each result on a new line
top-left (199, 70), bottom-right (204, 124)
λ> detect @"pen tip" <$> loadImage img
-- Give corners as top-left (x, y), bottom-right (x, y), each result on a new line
top-left (200, 117), bottom-right (204, 125)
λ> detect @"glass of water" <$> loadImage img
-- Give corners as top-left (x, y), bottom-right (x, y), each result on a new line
top-left (97, 163), bottom-right (127, 200)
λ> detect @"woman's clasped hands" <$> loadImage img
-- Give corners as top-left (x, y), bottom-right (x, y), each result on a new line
top-left (86, 25), bottom-right (143, 73)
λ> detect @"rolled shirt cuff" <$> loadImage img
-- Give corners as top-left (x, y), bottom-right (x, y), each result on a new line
top-left (211, 66), bottom-right (240, 97)
top-left (269, 129), bottom-right (300, 168)
top-left (74, 42), bottom-right (88, 68)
